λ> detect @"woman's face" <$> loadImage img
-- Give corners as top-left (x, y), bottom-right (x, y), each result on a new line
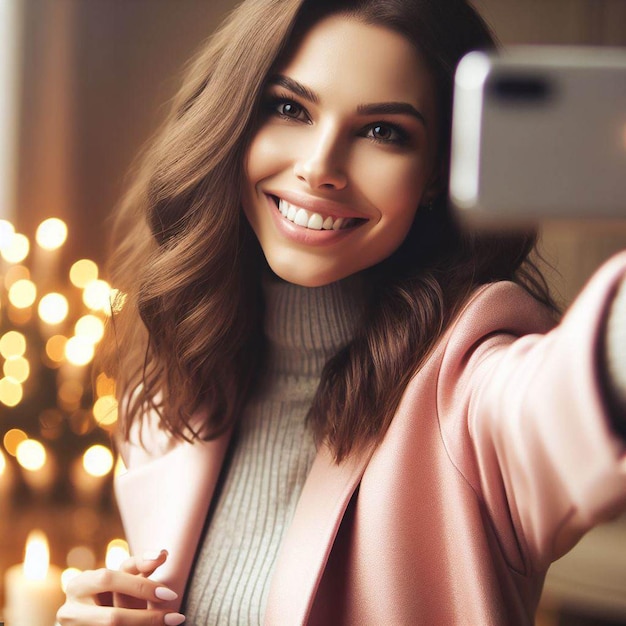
top-left (242, 14), bottom-right (440, 286)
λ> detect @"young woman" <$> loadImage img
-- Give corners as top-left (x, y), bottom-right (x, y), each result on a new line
top-left (58, 0), bottom-right (626, 624)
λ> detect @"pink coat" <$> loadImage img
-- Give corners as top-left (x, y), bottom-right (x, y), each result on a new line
top-left (115, 253), bottom-right (626, 625)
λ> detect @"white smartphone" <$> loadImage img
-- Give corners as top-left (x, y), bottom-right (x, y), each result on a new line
top-left (449, 47), bottom-right (626, 227)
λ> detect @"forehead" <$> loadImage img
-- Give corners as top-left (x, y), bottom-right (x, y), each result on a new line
top-left (277, 14), bottom-right (435, 112)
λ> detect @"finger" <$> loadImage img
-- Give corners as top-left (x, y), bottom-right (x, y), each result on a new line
top-left (57, 602), bottom-right (186, 626)
top-left (65, 568), bottom-right (177, 605)
top-left (119, 549), bottom-right (169, 577)
top-left (116, 550), bottom-right (170, 608)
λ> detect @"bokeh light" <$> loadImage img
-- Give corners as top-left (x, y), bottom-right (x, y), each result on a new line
top-left (3, 428), bottom-right (27, 456)
top-left (35, 218), bottom-right (68, 250)
top-left (39, 408), bottom-right (65, 440)
top-left (93, 395), bottom-right (118, 426)
top-left (95, 372), bottom-right (116, 397)
top-left (82, 279), bottom-right (112, 312)
top-left (16, 439), bottom-right (47, 471)
top-left (69, 258), bottom-right (98, 288)
top-left (83, 445), bottom-right (114, 477)
top-left (38, 292), bottom-right (69, 324)
top-left (45, 335), bottom-right (67, 363)
top-left (58, 380), bottom-right (84, 411)
top-left (105, 538), bottom-right (129, 570)
top-left (3, 356), bottom-right (30, 383)
top-left (8, 279), bottom-right (36, 308)
top-left (0, 331), bottom-right (26, 358)
top-left (0, 219), bottom-right (15, 249)
top-left (74, 314), bottom-right (105, 343)
top-left (0, 232), bottom-right (29, 263)
top-left (3, 264), bottom-right (30, 289)
top-left (0, 377), bottom-right (23, 406)
top-left (64, 336), bottom-right (95, 366)
top-left (61, 568), bottom-right (82, 593)
top-left (66, 545), bottom-right (96, 570)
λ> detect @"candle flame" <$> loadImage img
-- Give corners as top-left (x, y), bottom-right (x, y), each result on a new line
top-left (23, 530), bottom-right (50, 580)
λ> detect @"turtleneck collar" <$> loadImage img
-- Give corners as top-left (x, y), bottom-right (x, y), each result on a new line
top-left (262, 272), bottom-right (368, 379)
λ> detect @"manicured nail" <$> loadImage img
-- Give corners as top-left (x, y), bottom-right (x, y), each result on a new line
top-left (164, 614), bottom-right (186, 626)
top-left (155, 586), bottom-right (179, 601)
top-left (143, 549), bottom-right (165, 560)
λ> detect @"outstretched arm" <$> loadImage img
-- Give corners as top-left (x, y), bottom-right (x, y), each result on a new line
top-left (603, 276), bottom-right (626, 437)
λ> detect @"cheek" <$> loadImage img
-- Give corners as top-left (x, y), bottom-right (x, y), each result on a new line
top-left (354, 153), bottom-right (429, 225)
top-left (244, 125), bottom-right (295, 187)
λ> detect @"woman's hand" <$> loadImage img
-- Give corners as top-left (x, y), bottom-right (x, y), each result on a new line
top-left (56, 549), bottom-right (186, 625)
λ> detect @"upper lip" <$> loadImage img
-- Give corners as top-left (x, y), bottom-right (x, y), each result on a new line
top-left (266, 190), bottom-right (371, 221)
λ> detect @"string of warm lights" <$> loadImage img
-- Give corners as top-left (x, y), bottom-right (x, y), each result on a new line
top-left (0, 216), bottom-right (129, 618)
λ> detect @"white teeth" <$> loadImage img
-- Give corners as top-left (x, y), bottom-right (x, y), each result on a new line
top-left (307, 213), bottom-right (324, 230)
top-left (275, 198), bottom-right (357, 231)
top-left (294, 208), bottom-right (309, 227)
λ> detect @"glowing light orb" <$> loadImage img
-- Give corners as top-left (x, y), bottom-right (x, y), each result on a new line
top-left (83, 444), bottom-right (114, 477)
top-left (1, 232), bottom-right (29, 263)
top-left (36, 218), bottom-right (68, 250)
top-left (38, 292), bottom-right (69, 324)
top-left (8, 279), bottom-right (36, 308)
top-left (69, 259), bottom-right (98, 288)
top-left (16, 439), bottom-right (47, 471)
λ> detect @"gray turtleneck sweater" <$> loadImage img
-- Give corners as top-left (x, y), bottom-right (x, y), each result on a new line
top-left (182, 275), bottom-right (364, 625)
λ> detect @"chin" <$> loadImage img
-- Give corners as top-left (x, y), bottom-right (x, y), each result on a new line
top-left (267, 258), bottom-right (355, 288)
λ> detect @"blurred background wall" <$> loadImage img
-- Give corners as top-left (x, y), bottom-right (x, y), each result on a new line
top-left (0, 0), bottom-right (624, 623)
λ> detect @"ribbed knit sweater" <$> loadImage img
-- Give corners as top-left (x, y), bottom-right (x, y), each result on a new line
top-left (182, 274), bottom-right (365, 625)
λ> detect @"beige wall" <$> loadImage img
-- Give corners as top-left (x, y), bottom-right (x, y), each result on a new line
top-left (15, 0), bottom-right (235, 265)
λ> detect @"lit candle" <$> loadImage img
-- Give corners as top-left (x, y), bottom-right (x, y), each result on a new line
top-left (4, 530), bottom-right (65, 626)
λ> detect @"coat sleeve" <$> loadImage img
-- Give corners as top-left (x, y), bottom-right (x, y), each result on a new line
top-left (437, 252), bottom-right (626, 574)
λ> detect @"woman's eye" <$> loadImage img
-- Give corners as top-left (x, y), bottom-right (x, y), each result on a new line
top-left (365, 123), bottom-right (409, 145)
top-left (268, 98), bottom-right (309, 122)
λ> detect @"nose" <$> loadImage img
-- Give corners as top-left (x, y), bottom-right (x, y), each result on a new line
top-left (293, 126), bottom-right (348, 190)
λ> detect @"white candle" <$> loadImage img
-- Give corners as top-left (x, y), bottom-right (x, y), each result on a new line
top-left (4, 530), bottom-right (65, 626)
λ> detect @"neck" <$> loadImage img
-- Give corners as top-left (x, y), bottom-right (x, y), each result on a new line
top-left (262, 273), bottom-right (368, 379)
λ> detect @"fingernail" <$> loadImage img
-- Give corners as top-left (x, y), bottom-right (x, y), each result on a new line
top-left (164, 614), bottom-right (186, 626)
top-left (155, 586), bottom-right (179, 601)
top-left (143, 549), bottom-right (165, 560)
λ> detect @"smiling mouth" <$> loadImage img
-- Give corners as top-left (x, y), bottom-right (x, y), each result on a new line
top-left (271, 196), bottom-right (366, 231)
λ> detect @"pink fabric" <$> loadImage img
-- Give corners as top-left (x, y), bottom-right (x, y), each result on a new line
top-left (115, 252), bottom-right (626, 624)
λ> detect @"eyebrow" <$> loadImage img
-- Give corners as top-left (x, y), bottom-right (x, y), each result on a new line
top-left (357, 102), bottom-right (427, 127)
top-left (268, 74), bottom-right (319, 104)
top-left (268, 73), bottom-right (427, 127)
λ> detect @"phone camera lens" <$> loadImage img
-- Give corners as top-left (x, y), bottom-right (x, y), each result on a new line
top-left (487, 75), bottom-right (553, 103)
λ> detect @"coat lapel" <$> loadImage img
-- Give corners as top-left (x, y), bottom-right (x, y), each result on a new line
top-left (264, 443), bottom-right (374, 625)
top-left (114, 431), bottom-right (232, 610)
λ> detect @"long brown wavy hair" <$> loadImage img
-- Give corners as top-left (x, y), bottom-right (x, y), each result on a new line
top-left (99, 0), bottom-right (556, 461)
